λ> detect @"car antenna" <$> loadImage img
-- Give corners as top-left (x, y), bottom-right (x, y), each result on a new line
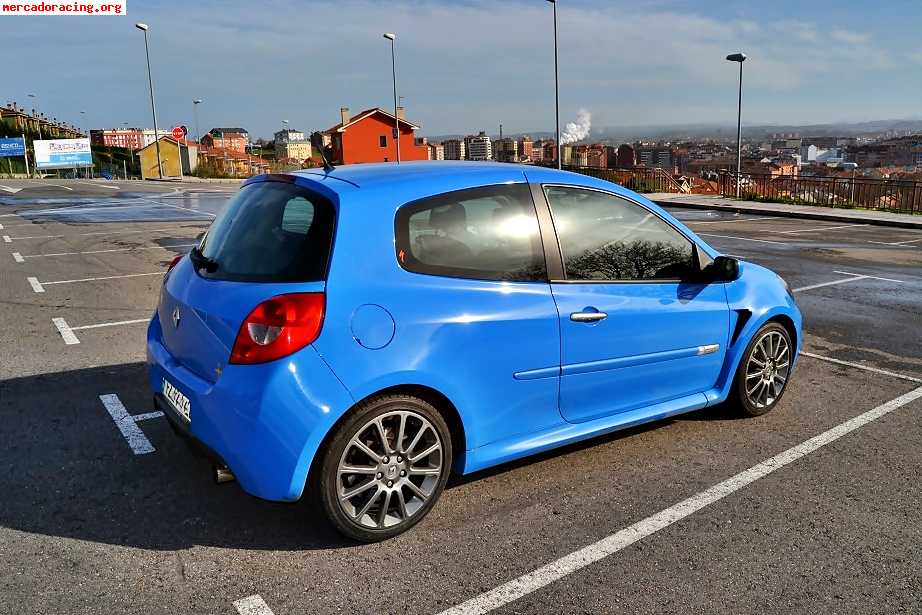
top-left (310, 131), bottom-right (335, 172)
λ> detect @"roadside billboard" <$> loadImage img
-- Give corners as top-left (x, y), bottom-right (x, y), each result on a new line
top-left (0, 137), bottom-right (26, 158)
top-left (34, 138), bottom-right (92, 169)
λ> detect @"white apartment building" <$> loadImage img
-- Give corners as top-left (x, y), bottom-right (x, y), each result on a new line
top-left (274, 128), bottom-right (306, 144)
top-left (466, 132), bottom-right (492, 161)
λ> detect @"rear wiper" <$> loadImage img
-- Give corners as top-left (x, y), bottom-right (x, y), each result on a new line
top-left (190, 246), bottom-right (219, 273)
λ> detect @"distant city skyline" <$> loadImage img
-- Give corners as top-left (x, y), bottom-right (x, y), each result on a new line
top-left (4, 0), bottom-right (922, 140)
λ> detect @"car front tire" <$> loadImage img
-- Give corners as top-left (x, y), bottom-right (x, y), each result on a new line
top-left (314, 394), bottom-right (452, 542)
top-left (732, 322), bottom-right (793, 417)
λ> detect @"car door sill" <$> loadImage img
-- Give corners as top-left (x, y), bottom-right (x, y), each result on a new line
top-left (463, 392), bottom-right (709, 474)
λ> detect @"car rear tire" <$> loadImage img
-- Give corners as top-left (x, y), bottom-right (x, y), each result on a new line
top-left (314, 394), bottom-right (452, 542)
top-left (732, 322), bottom-right (793, 417)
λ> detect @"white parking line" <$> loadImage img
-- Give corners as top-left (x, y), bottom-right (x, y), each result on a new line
top-left (792, 270), bottom-right (904, 293)
top-left (33, 271), bottom-right (164, 292)
top-left (141, 198), bottom-right (218, 218)
top-left (775, 223), bottom-right (869, 235)
top-left (132, 411), bottom-right (165, 422)
top-left (438, 383), bottom-right (922, 615)
top-left (52, 316), bottom-right (149, 344)
top-left (99, 394), bottom-right (158, 455)
top-left (0, 222), bottom-right (41, 229)
top-left (17, 243), bottom-right (195, 260)
top-left (22, 203), bottom-right (161, 215)
top-left (868, 237), bottom-right (922, 247)
top-left (233, 595), bottom-right (276, 615)
top-left (698, 233), bottom-right (789, 246)
top-left (70, 318), bottom-right (150, 331)
top-left (27, 277), bottom-right (44, 293)
top-left (7, 226), bottom-right (203, 240)
top-left (52, 317), bottom-right (80, 345)
top-left (686, 217), bottom-right (777, 225)
top-left (23, 198), bottom-right (209, 216)
top-left (802, 352), bottom-right (922, 383)
top-left (832, 270), bottom-right (905, 283)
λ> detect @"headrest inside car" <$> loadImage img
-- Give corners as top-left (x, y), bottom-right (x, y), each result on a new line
top-left (429, 203), bottom-right (466, 231)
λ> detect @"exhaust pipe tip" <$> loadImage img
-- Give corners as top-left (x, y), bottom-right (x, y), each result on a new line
top-left (214, 464), bottom-right (235, 484)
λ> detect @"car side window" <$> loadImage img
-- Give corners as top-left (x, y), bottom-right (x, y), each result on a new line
top-left (544, 186), bottom-right (695, 281)
top-left (280, 196), bottom-right (315, 234)
top-left (395, 184), bottom-right (547, 282)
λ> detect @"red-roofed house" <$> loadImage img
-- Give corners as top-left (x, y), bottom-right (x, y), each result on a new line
top-left (201, 128), bottom-right (249, 153)
top-left (324, 107), bottom-right (429, 164)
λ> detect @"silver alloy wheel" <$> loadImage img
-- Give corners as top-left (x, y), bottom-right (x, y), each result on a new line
top-left (744, 329), bottom-right (791, 409)
top-left (336, 410), bottom-right (444, 530)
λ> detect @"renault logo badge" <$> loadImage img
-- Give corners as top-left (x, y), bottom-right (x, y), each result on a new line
top-left (171, 306), bottom-right (181, 329)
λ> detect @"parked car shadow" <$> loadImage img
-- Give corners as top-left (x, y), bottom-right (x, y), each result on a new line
top-left (0, 362), bottom-right (741, 552)
top-left (0, 362), bottom-right (350, 552)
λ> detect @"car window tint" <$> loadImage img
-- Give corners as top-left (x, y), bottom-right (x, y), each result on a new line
top-left (545, 186), bottom-right (694, 281)
top-left (200, 181), bottom-right (334, 282)
top-left (396, 184), bottom-right (547, 281)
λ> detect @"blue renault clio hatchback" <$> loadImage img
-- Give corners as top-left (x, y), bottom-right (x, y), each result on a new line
top-left (148, 162), bottom-right (801, 541)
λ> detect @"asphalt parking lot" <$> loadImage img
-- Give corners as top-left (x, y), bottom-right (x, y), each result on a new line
top-left (1, 182), bottom-right (922, 615)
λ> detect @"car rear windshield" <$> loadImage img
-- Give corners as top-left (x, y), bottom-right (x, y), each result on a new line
top-left (197, 179), bottom-right (335, 282)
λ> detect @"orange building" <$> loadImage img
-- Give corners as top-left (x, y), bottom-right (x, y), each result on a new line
top-left (325, 107), bottom-right (428, 164)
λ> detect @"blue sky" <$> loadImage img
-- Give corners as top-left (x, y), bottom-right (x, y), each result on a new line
top-left (4, 0), bottom-right (921, 139)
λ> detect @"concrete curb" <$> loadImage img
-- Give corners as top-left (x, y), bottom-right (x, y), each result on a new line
top-left (652, 198), bottom-right (922, 230)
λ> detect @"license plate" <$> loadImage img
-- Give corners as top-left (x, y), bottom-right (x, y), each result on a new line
top-left (162, 378), bottom-right (191, 422)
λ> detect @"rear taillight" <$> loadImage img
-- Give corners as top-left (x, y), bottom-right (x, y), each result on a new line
top-left (229, 293), bottom-right (325, 364)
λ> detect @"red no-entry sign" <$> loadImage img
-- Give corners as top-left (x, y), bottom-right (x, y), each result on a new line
top-left (171, 126), bottom-right (186, 140)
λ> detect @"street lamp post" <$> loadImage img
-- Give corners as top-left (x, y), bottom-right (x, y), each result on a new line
top-left (547, 0), bottom-right (560, 169)
top-left (726, 52), bottom-right (746, 198)
top-left (136, 22), bottom-right (163, 179)
top-left (383, 33), bottom-right (400, 163)
top-left (192, 99), bottom-right (203, 143)
top-left (80, 110), bottom-right (88, 178)
top-left (28, 93), bottom-right (42, 140)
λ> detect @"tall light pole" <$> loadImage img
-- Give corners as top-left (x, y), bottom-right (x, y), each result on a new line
top-left (136, 22), bottom-right (163, 179)
top-left (383, 32), bottom-right (400, 163)
top-left (547, 0), bottom-right (560, 169)
top-left (80, 110), bottom-right (88, 178)
top-left (28, 93), bottom-right (42, 139)
top-left (726, 52), bottom-right (746, 198)
top-left (192, 99), bottom-right (203, 143)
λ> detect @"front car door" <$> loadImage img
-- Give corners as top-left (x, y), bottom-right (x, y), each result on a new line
top-left (540, 185), bottom-right (730, 423)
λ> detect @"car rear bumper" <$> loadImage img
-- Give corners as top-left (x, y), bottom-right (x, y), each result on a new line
top-left (146, 312), bottom-right (354, 502)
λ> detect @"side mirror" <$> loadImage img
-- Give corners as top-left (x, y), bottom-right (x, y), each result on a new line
top-left (711, 255), bottom-right (740, 282)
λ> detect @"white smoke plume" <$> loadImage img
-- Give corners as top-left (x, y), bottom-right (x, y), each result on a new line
top-left (559, 109), bottom-right (591, 145)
